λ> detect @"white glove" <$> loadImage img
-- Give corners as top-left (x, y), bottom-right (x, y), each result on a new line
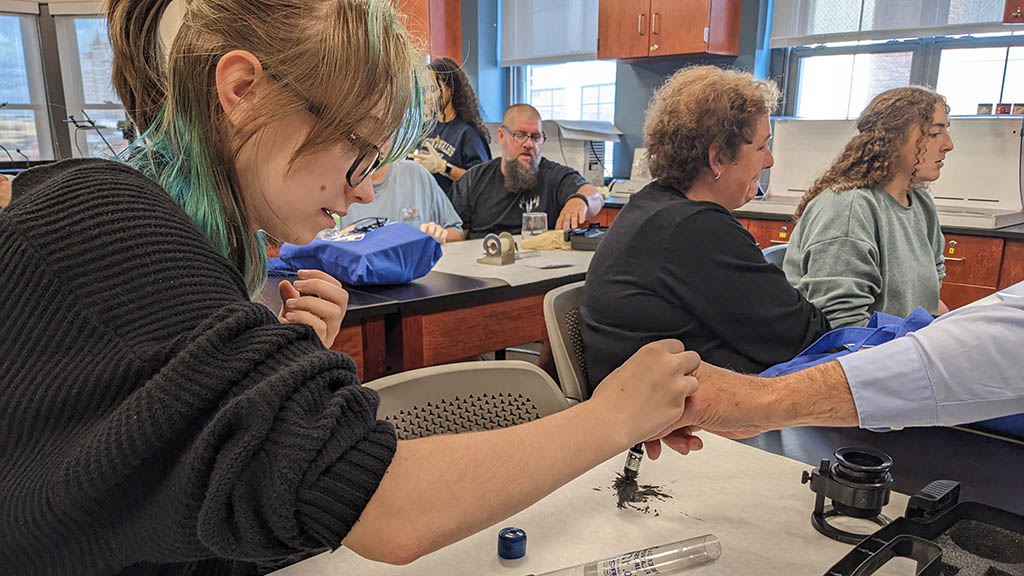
top-left (420, 222), bottom-right (448, 244)
top-left (410, 142), bottom-right (448, 175)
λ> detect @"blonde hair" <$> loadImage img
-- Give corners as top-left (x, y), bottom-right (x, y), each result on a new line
top-left (644, 65), bottom-right (778, 192)
top-left (107, 0), bottom-right (428, 296)
top-left (793, 87), bottom-right (947, 222)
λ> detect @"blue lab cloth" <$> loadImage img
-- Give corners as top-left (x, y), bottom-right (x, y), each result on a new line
top-left (267, 222), bottom-right (441, 286)
top-left (760, 307), bottom-right (934, 377)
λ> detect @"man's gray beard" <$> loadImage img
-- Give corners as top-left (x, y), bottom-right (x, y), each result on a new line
top-left (503, 158), bottom-right (539, 192)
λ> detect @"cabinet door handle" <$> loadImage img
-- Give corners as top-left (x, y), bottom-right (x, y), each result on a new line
top-left (638, 13), bottom-right (646, 35)
top-left (945, 257), bottom-right (965, 262)
top-left (769, 239), bottom-right (788, 244)
top-left (652, 12), bottom-right (660, 35)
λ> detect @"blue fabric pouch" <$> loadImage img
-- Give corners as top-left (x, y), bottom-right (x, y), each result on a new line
top-left (267, 222), bottom-right (441, 286)
top-left (760, 307), bottom-right (934, 377)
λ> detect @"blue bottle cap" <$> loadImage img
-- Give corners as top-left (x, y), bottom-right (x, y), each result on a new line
top-left (497, 526), bottom-right (527, 559)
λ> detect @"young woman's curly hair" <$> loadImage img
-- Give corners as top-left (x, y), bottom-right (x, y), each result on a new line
top-left (644, 66), bottom-right (778, 192)
top-left (429, 57), bottom-right (490, 144)
top-left (793, 87), bottom-right (948, 222)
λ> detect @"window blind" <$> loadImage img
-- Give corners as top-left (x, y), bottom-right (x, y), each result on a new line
top-left (501, 0), bottom-right (599, 66)
top-left (772, 0), bottom-right (1009, 47)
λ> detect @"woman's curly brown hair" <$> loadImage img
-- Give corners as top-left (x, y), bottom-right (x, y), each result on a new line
top-left (644, 66), bottom-right (779, 192)
top-left (793, 87), bottom-right (948, 222)
top-left (429, 57), bottom-right (490, 144)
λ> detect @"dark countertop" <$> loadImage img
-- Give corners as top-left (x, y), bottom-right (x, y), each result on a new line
top-left (739, 425), bottom-right (1024, 516)
top-left (604, 196), bottom-right (628, 208)
top-left (352, 270), bottom-right (509, 313)
top-left (260, 269), bottom-right (572, 319)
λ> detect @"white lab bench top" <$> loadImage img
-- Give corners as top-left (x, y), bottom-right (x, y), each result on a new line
top-left (273, 434), bottom-right (909, 575)
top-left (432, 234), bottom-right (594, 287)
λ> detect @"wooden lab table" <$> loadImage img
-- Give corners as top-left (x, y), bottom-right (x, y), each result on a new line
top-left (356, 238), bottom-right (594, 373)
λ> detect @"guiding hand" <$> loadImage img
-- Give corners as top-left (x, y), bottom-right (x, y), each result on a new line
top-left (409, 142), bottom-right (447, 175)
top-left (420, 221), bottom-right (448, 244)
top-left (555, 196), bottom-right (588, 231)
top-left (277, 269), bottom-right (349, 348)
top-left (659, 363), bottom-right (773, 452)
top-left (590, 339), bottom-right (702, 456)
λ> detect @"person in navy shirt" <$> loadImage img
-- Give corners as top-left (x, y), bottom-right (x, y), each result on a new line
top-left (411, 57), bottom-right (492, 197)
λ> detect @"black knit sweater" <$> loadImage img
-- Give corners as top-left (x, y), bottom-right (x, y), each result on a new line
top-left (0, 160), bottom-right (397, 575)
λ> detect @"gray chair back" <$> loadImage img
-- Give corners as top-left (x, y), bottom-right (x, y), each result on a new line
top-left (543, 281), bottom-right (589, 402)
top-left (367, 361), bottom-right (569, 440)
top-left (762, 243), bottom-right (788, 268)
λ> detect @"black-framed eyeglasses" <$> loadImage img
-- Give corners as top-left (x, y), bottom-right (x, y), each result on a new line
top-left (501, 125), bottom-right (546, 145)
top-left (349, 216), bottom-right (389, 232)
top-left (345, 133), bottom-right (383, 188)
top-left (263, 69), bottom-right (383, 187)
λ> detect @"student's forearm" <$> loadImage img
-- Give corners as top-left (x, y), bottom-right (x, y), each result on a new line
top-left (342, 400), bottom-right (627, 564)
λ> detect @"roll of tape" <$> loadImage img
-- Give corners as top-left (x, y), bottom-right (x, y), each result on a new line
top-left (482, 234), bottom-right (513, 256)
top-left (497, 526), bottom-right (527, 559)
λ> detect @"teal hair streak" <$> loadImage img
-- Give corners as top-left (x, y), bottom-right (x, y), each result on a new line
top-left (123, 104), bottom-right (267, 298)
top-left (368, 0), bottom-right (431, 165)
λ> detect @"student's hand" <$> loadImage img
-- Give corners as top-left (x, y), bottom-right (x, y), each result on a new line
top-left (555, 196), bottom-right (588, 231)
top-left (277, 269), bottom-right (348, 348)
top-left (420, 221), bottom-right (448, 244)
top-left (938, 299), bottom-right (950, 315)
top-left (589, 339), bottom-right (702, 456)
top-left (410, 142), bottom-right (447, 175)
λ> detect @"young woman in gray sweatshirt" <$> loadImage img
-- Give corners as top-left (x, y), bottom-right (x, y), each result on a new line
top-left (784, 87), bottom-right (955, 328)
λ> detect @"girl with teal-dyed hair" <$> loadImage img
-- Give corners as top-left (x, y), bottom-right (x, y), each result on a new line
top-left (0, 0), bottom-right (704, 573)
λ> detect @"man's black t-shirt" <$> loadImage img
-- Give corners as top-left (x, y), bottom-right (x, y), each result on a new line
top-left (451, 157), bottom-right (588, 239)
top-left (423, 118), bottom-right (491, 197)
top-left (579, 181), bottom-right (831, 393)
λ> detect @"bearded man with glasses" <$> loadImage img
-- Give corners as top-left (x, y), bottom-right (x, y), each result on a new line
top-left (450, 104), bottom-right (604, 238)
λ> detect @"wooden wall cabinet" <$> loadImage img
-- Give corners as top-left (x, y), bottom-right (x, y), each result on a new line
top-left (999, 240), bottom-right (1024, 288)
top-left (1006, 1), bottom-right (1024, 23)
top-left (598, 0), bottom-right (741, 60)
top-left (939, 235), bottom-right (1004, 310)
top-left (744, 219), bottom-right (792, 249)
top-left (398, 0), bottom-right (462, 61)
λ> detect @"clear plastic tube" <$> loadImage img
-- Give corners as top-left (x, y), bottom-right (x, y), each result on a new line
top-left (529, 534), bottom-right (721, 576)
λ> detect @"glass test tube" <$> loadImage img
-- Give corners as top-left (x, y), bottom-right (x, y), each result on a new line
top-left (529, 534), bottom-right (721, 576)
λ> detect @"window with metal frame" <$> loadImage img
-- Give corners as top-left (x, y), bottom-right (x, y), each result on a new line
top-left (523, 60), bottom-right (617, 176)
top-left (54, 15), bottom-right (130, 158)
top-left (528, 87), bottom-right (566, 121)
top-left (0, 11), bottom-right (54, 161)
top-left (795, 48), bottom-right (914, 119)
top-left (785, 32), bottom-right (1024, 119)
top-left (936, 42), bottom-right (1024, 116)
top-left (581, 83), bottom-right (615, 122)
